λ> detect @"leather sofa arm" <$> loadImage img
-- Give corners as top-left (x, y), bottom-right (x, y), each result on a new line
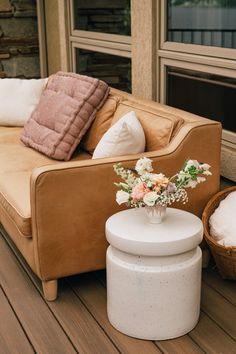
top-left (30, 122), bottom-right (221, 280)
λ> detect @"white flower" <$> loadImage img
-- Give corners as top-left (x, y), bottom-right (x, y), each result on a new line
top-left (197, 176), bottom-right (206, 183)
top-left (201, 163), bottom-right (211, 171)
top-left (203, 170), bottom-right (212, 176)
top-left (200, 163), bottom-right (212, 175)
top-left (177, 171), bottom-right (189, 181)
top-left (184, 159), bottom-right (199, 171)
top-left (116, 191), bottom-right (130, 205)
top-left (150, 173), bottom-right (164, 182)
top-left (119, 182), bottom-right (129, 189)
top-left (127, 175), bottom-right (137, 186)
top-left (135, 157), bottom-right (153, 175)
top-left (141, 173), bottom-right (161, 187)
top-left (140, 172), bottom-right (153, 181)
top-left (143, 191), bottom-right (158, 206)
top-left (185, 179), bottom-right (198, 188)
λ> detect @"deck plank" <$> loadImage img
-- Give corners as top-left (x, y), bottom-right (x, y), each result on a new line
top-left (31, 278), bottom-right (120, 354)
top-left (190, 312), bottom-right (236, 354)
top-left (0, 287), bottom-right (34, 354)
top-left (203, 268), bottom-right (236, 306)
top-left (47, 280), bottom-right (120, 354)
top-left (49, 281), bottom-right (120, 354)
top-left (1, 230), bottom-right (122, 354)
top-left (1, 228), bottom-right (235, 354)
top-left (0, 235), bottom-right (77, 354)
top-left (68, 273), bottom-right (162, 354)
top-left (201, 282), bottom-right (236, 340)
top-left (156, 335), bottom-right (204, 354)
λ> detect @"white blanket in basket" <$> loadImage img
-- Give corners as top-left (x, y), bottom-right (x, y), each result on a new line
top-left (209, 191), bottom-right (236, 247)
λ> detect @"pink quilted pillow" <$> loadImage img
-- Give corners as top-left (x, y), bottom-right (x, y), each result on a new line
top-left (21, 72), bottom-right (109, 161)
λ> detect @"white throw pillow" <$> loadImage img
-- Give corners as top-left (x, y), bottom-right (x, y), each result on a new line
top-left (0, 78), bottom-right (48, 126)
top-left (209, 191), bottom-right (236, 247)
top-left (92, 111), bottom-right (145, 159)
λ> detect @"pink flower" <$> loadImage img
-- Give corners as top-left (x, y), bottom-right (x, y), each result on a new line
top-left (131, 182), bottom-right (150, 201)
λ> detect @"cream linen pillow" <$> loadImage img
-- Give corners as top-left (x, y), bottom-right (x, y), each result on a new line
top-left (92, 111), bottom-right (145, 159)
top-left (0, 78), bottom-right (48, 126)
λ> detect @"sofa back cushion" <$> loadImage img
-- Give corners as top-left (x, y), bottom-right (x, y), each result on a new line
top-left (81, 93), bottom-right (120, 154)
top-left (111, 100), bottom-right (184, 151)
top-left (21, 72), bottom-right (109, 161)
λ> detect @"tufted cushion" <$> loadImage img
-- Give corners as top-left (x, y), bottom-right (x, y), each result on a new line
top-left (21, 72), bottom-right (109, 161)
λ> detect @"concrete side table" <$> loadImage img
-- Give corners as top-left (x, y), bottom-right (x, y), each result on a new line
top-left (105, 207), bottom-right (203, 340)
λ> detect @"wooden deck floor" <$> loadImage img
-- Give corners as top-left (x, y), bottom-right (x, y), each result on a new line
top-left (0, 229), bottom-right (235, 354)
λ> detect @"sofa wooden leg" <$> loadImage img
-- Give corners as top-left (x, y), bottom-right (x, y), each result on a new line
top-left (42, 280), bottom-right (58, 301)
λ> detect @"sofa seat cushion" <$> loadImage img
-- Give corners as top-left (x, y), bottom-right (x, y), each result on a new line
top-left (0, 152), bottom-right (91, 237)
top-left (111, 100), bottom-right (184, 151)
top-left (0, 129), bottom-right (91, 237)
top-left (0, 172), bottom-right (32, 237)
top-left (0, 143), bottom-right (62, 173)
top-left (0, 126), bottom-right (22, 144)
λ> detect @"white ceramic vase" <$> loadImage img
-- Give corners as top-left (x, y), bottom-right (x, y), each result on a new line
top-left (144, 205), bottom-right (167, 224)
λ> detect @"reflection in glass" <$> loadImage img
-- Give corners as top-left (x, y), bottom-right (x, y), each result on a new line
top-left (76, 48), bottom-right (131, 92)
top-left (73, 0), bottom-right (131, 35)
top-left (167, 0), bottom-right (236, 48)
top-left (167, 67), bottom-right (236, 133)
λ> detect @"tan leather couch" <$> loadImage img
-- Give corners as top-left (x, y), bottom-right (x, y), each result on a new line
top-left (0, 88), bottom-right (222, 300)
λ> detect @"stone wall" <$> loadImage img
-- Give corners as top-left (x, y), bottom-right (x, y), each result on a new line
top-left (0, 0), bottom-right (40, 78)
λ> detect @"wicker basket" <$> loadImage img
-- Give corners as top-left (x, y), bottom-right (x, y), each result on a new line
top-left (202, 186), bottom-right (236, 280)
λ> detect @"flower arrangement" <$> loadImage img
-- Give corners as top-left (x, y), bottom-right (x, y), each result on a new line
top-left (114, 157), bottom-right (212, 208)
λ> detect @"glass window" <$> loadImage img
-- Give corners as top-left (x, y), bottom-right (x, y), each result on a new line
top-left (73, 0), bottom-right (131, 35)
top-left (167, 0), bottom-right (236, 49)
top-left (167, 66), bottom-right (236, 133)
top-left (76, 48), bottom-right (131, 92)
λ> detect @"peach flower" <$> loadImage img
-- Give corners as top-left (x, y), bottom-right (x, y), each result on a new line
top-left (153, 185), bottom-right (161, 193)
top-left (131, 182), bottom-right (150, 201)
top-left (153, 173), bottom-right (169, 190)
